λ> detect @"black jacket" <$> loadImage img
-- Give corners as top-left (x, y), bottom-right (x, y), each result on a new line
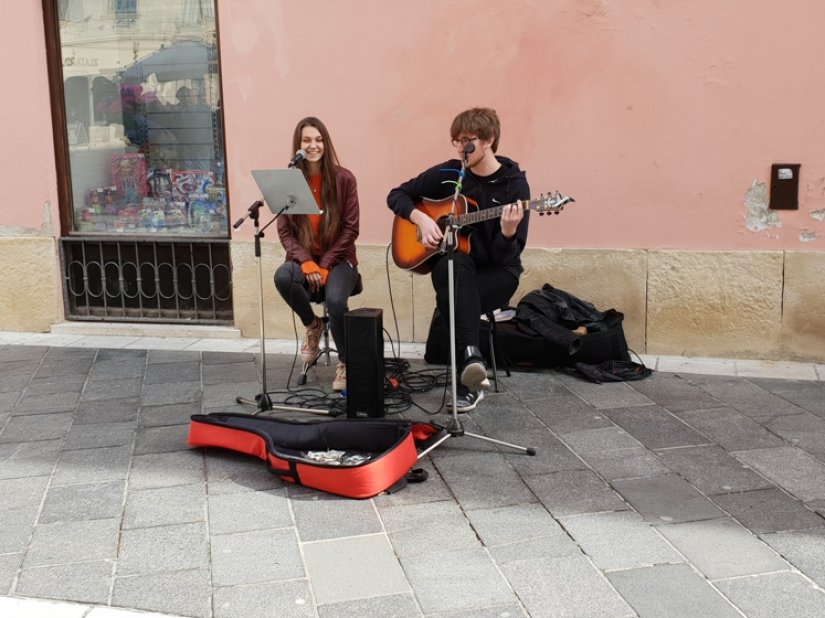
top-left (387, 156), bottom-right (530, 278)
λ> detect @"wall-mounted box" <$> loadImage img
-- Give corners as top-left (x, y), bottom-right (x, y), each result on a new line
top-left (769, 163), bottom-right (800, 210)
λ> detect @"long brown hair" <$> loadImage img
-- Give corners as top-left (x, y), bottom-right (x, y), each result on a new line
top-left (291, 117), bottom-right (342, 254)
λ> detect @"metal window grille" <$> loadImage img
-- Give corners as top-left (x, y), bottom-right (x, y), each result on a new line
top-left (60, 237), bottom-right (233, 324)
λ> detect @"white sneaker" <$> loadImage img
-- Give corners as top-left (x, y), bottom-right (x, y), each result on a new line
top-left (448, 388), bottom-right (484, 413)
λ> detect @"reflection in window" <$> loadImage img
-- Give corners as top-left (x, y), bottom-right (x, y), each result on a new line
top-left (114, 0), bottom-right (137, 12)
top-left (58, 0), bottom-right (226, 237)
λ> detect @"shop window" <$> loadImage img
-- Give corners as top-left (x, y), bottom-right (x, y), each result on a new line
top-left (56, 0), bottom-right (226, 237)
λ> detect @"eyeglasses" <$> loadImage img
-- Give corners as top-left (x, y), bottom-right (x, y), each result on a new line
top-left (451, 136), bottom-right (479, 148)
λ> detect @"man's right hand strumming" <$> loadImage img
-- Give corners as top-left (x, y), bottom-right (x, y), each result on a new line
top-left (410, 209), bottom-right (443, 250)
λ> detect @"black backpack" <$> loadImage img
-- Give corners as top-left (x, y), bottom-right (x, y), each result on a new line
top-left (512, 285), bottom-right (631, 367)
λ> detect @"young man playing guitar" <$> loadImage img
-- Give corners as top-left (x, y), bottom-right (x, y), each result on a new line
top-left (387, 107), bottom-right (530, 412)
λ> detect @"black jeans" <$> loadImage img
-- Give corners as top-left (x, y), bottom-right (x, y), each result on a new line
top-left (274, 261), bottom-right (360, 363)
top-left (430, 252), bottom-right (519, 353)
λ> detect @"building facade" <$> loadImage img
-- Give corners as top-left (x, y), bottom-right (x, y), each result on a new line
top-left (2, 1), bottom-right (824, 362)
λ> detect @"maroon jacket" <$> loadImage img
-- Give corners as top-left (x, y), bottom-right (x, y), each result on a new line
top-left (276, 167), bottom-right (359, 268)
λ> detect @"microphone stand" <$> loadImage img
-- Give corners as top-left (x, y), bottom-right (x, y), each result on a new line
top-left (233, 200), bottom-right (279, 413)
top-left (234, 160), bottom-right (332, 416)
top-left (417, 145), bottom-right (535, 459)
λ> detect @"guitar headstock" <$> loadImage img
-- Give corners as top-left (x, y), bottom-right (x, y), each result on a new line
top-left (531, 191), bottom-right (575, 215)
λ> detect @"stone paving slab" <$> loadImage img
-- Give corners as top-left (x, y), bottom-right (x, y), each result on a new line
top-left (400, 547), bottom-right (516, 615)
top-left (714, 572), bottom-right (825, 618)
top-left (709, 488), bottom-right (825, 533)
top-left (0, 439), bottom-right (62, 480)
top-left (123, 483), bottom-right (206, 529)
top-left (607, 563), bottom-right (742, 618)
top-left (381, 500), bottom-right (480, 557)
top-left (654, 444), bottom-right (774, 495)
top-left (603, 405), bottom-right (710, 449)
top-left (758, 412), bottom-right (825, 459)
top-left (39, 480), bottom-right (126, 524)
top-left (524, 468), bottom-right (627, 517)
top-left (316, 593), bottom-right (422, 618)
top-left (559, 511), bottom-right (683, 571)
top-left (210, 529), bottom-right (303, 587)
top-left (212, 579), bottom-right (315, 618)
top-left (733, 446), bottom-right (825, 501)
top-left (17, 561), bottom-right (113, 605)
top-left (611, 474), bottom-right (726, 524)
top-left (655, 518), bottom-right (789, 579)
top-left (769, 386), bottom-right (825, 418)
top-left (306, 534), bottom-right (409, 606)
top-left (74, 398), bottom-right (140, 425)
top-left (112, 568), bottom-right (211, 618)
top-left (500, 554), bottom-right (634, 618)
top-left (669, 406), bottom-right (785, 452)
top-left (2, 342), bottom-right (825, 618)
top-left (578, 446), bottom-right (671, 481)
top-left (761, 528), bottom-right (825, 589)
top-left (695, 379), bottom-right (809, 418)
top-left (23, 518), bottom-right (120, 567)
top-left (118, 522), bottom-right (209, 576)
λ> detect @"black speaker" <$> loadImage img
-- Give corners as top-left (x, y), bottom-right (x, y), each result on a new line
top-left (345, 308), bottom-right (384, 418)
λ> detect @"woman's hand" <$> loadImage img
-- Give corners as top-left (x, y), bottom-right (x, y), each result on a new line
top-left (300, 260), bottom-right (327, 292)
top-left (306, 271), bottom-right (323, 293)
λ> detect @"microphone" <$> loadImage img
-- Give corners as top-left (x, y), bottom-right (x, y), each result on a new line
top-left (463, 141), bottom-right (475, 162)
top-left (288, 149), bottom-right (307, 168)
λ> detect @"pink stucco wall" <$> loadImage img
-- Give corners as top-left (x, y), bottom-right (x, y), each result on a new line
top-left (7, 1), bottom-right (825, 251)
top-left (220, 1), bottom-right (825, 251)
top-left (2, 4), bottom-right (60, 232)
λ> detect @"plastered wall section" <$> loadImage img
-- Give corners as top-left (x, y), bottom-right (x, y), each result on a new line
top-left (646, 250), bottom-right (824, 361)
top-left (0, 238), bottom-right (61, 332)
top-left (231, 244), bottom-right (825, 363)
top-left (781, 252), bottom-right (825, 361)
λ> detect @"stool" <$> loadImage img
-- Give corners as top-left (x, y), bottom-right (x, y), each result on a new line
top-left (484, 311), bottom-right (512, 393)
top-left (297, 275), bottom-right (363, 385)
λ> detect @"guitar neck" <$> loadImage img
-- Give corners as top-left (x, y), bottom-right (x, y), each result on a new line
top-left (457, 200), bottom-right (526, 226)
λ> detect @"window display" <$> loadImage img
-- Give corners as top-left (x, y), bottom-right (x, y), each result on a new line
top-left (58, 0), bottom-right (225, 237)
top-left (75, 153), bottom-right (226, 235)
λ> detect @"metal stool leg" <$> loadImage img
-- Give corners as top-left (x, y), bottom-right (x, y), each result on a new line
top-left (485, 312), bottom-right (512, 393)
top-left (489, 327), bottom-right (499, 392)
top-left (486, 313), bottom-right (500, 392)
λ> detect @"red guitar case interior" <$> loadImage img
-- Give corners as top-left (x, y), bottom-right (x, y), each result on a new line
top-left (188, 413), bottom-right (441, 499)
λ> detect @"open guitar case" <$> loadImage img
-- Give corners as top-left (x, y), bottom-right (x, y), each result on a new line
top-left (188, 413), bottom-right (442, 499)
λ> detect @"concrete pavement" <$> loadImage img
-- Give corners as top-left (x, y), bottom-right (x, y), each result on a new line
top-left (1, 330), bottom-right (825, 617)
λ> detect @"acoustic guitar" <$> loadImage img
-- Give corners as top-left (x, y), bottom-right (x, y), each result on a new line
top-left (391, 191), bottom-right (574, 274)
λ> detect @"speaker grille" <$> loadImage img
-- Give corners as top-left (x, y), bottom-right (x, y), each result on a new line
top-left (345, 308), bottom-right (384, 418)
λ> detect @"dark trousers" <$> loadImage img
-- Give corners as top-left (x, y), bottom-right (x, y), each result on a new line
top-left (430, 252), bottom-right (519, 352)
top-left (274, 261), bottom-right (360, 363)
